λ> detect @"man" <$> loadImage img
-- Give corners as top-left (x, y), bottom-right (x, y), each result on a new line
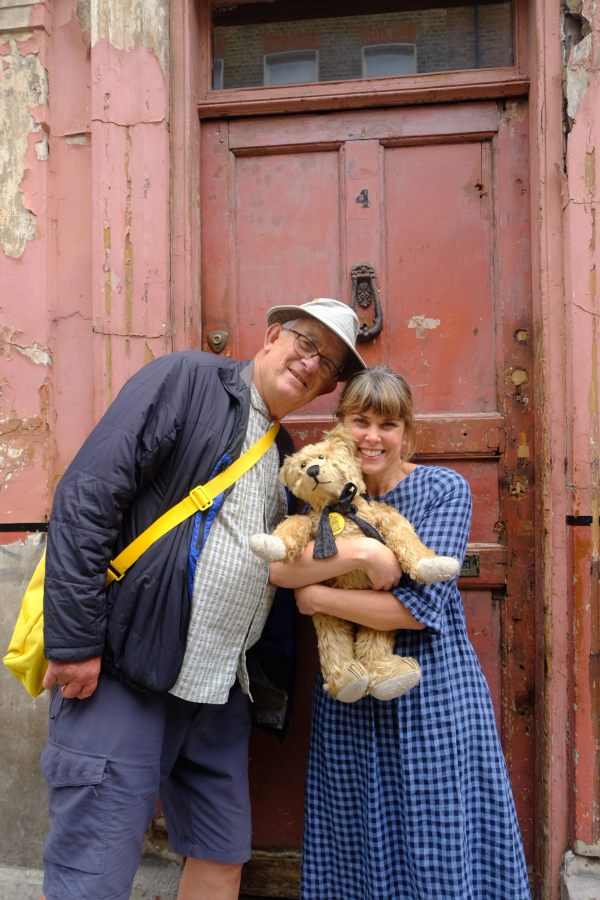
top-left (39, 299), bottom-right (365, 900)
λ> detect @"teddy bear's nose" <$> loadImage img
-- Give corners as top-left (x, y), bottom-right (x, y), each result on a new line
top-left (306, 464), bottom-right (320, 479)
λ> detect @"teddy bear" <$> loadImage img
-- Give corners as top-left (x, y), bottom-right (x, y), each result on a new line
top-left (249, 424), bottom-right (461, 703)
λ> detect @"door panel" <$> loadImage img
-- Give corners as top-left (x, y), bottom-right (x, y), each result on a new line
top-left (200, 100), bottom-right (534, 868)
top-left (384, 140), bottom-right (496, 412)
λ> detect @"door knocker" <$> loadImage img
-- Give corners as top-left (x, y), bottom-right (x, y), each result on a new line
top-left (350, 263), bottom-right (383, 343)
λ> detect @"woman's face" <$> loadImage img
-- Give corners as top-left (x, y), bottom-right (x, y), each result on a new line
top-left (341, 408), bottom-right (407, 483)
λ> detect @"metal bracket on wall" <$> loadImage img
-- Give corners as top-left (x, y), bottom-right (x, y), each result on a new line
top-left (350, 262), bottom-right (383, 343)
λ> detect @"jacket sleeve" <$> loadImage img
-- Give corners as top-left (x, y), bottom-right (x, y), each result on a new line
top-left (43, 355), bottom-right (194, 661)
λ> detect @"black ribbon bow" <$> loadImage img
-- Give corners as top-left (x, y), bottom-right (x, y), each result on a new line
top-left (313, 482), bottom-right (385, 559)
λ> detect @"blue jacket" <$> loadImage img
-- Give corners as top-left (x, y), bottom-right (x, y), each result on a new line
top-left (43, 351), bottom-right (293, 696)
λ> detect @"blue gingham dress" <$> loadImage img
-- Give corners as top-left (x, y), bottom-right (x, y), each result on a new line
top-left (301, 465), bottom-right (531, 900)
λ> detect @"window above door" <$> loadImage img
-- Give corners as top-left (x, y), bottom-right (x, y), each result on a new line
top-left (199, 0), bottom-right (528, 116)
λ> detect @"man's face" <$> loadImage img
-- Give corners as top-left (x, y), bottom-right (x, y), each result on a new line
top-left (255, 319), bottom-right (348, 419)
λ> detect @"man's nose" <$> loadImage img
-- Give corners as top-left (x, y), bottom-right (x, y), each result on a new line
top-left (301, 354), bottom-right (321, 373)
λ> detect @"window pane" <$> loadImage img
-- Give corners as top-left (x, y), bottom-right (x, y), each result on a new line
top-left (212, 0), bottom-right (514, 91)
top-left (363, 44), bottom-right (417, 77)
top-left (264, 51), bottom-right (319, 85)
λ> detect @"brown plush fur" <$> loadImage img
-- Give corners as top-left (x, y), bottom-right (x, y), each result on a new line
top-left (250, 425), bottom-right (460, 702)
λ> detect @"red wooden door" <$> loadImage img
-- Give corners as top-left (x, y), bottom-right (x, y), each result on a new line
top-left (200, 100), bottom-right (534, 880)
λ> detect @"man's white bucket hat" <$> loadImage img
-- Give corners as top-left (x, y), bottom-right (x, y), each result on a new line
top-left (267, 297), bottom-right (366, 381)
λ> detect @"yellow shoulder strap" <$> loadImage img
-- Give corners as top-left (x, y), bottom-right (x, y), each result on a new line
top-left (106, 421), bottom-right (280, 585)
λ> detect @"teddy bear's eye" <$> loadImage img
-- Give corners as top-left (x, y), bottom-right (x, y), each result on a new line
top-left (300, 462), bottom-right (306, 469)
top-left (319, 455), bottom-right (324, 460)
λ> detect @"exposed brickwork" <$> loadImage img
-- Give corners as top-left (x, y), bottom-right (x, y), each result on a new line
top-left (214, 5), bottom-right (513, 89)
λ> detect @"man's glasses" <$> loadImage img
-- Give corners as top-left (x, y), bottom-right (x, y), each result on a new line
top-left (283, 328), bottom-right (342, 381)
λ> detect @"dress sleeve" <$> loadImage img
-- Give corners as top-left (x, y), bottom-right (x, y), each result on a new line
top-left (391, 468), bottom-right (472, 632)
top-left (43, 355), bottom-right (191, 661)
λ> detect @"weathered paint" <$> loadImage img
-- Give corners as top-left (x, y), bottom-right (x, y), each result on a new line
top-left (560, 0), bottom-right (600, 890)
top-left (0, 36), bottom-right (47, 257)
top-left (0, 0), bottom-right (599, 895)
top-left (90, 28), bottom-right (171, 415)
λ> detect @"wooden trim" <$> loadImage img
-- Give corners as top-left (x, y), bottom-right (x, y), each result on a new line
top-left (202, 0), bottom-right (529, 118)
top-left (198, 70), bottom-right (528, 118)
top-left (284, 413), bottom-right (506, 457)
top-left (459, 543), bottom-right (507, 589)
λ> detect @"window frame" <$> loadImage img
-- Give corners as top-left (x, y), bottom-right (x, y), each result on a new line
top-left (196, 0), bottom-right (528, 118)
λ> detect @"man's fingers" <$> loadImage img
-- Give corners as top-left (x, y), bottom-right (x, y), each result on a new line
top-left (42, 672), bottom-right (57, 691)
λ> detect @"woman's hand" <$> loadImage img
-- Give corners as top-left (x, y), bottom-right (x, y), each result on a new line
top-left (295, 583), bottom-right (327, 616)
top-left (360, 541), bottom-right (402, 590)
top-left (270, 536), bottom-right (402, 589)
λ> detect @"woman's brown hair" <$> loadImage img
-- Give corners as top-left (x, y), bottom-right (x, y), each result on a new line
top-left (335, 365), bottom-right (417, 460)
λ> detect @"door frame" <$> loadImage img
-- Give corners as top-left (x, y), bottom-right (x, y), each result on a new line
top-left (169, 2), bottom-right (568, 896)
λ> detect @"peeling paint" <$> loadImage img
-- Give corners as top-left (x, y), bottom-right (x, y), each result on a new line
top-left (103, 225), bottom-right (112, 315)
top-left (65, 133), bottom-right (89, 145)
top-left (0, 411), bottom-right (46, 487)
top-left (566, 66), bottom-right (590, 122)
top-left (91, 0), bottom-right (169, 73)
top-left (77, 0), bottom-right (92, 36)
top-left (124, 128), bottom-right (133, 334)
top-left (0, 327), bottom-right (52, 365)
top-left (408, 315), bottom-right (441, 339)
top-left (34, 131), bottom-right (48, 161)
top-left (0, 39), bottom-right (48, 258)
top-left (585, 149), bottom-right (596, 195)
top-left (518, 432), bottom-right (531, 459)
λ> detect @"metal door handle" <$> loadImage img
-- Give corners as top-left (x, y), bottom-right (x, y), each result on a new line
top-left (350, 263), bottom-right (383, 343)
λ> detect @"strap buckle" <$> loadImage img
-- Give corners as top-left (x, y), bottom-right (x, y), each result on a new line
top-left (189, 485), bottom-right (213, 511)
top-left (106, 562), bottom-right (125, 583)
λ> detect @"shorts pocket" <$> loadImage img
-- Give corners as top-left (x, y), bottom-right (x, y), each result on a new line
top-left (41, 741), bottom-right (109, 875)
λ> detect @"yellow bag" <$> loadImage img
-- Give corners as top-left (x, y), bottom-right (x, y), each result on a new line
top-left (3, 552), bottom-right (48, 697)
top-left (2, 423), bottom-right (279, 697)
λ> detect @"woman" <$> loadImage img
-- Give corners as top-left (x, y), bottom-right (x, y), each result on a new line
top-left (270, 366), bottom-right (530, 900)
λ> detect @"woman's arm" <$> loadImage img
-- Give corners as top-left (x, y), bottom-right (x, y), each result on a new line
top-left (268, 535), bottom-right (403, 590)
top-left (295, 582), bottom-right (426, 632)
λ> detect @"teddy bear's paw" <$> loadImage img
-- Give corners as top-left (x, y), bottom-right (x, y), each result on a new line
top-left (249, 533), bottom-right (287, 561)
top-left (368, 656), bottom-right (421, 701)
top-left (326, 662), bottom-right (369, 703)
top-left (415, 555), bottom-right (461, 584)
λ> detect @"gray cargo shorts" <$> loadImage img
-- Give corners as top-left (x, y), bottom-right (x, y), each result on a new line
top-left (41, 671), bottom-right (252, 900)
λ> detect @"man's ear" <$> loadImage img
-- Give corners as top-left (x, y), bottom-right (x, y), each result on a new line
top-left (263, 322), bottom-right (283, 349)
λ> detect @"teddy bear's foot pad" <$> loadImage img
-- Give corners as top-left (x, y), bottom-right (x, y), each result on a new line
top-left (415, 556), bottom-right (460, 583)
top-left (328, 662), bottom-right (370, 703)
top-left (249, 533), bottom-right (287, 561)
top-left (369, 658), bottom-right (421, 700)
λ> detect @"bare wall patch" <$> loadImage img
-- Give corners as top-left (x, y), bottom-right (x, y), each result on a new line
top-left (0, 40), bottom-right (48, 258)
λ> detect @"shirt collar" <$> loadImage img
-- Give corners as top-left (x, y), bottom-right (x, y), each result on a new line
top-left (250, 383), bottom-right (274, 422)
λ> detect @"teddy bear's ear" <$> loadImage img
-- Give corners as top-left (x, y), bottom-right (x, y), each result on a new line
top-left (278, 454), bottom-right (294, 486)
top-left (327, 423), bottom-right (358, 449)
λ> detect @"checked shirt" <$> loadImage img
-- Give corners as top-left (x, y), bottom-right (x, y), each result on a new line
top-left (302, 465), bottom-right (531, 900)
top-left (170, 386), bottom-right (287, 705)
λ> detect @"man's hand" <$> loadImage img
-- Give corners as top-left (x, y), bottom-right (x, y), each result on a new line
top-left (43, 657), bottom-right (102, 700)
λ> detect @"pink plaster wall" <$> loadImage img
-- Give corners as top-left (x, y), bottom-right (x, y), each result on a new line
top-left (90, 38), bottom-right (172, 416)
top-left (0, 1), bottom-right (172, 521)
top-left (563, 1), bottom-right (600, 849)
